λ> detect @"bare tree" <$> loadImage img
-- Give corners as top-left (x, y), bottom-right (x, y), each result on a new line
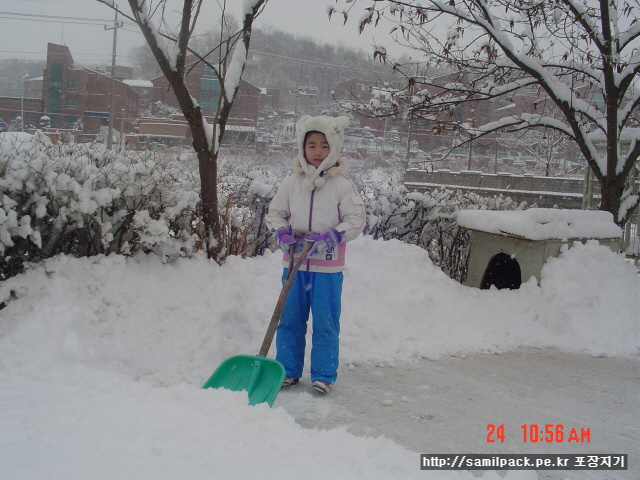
top-left (332, 0), bottom-right (640, 226)
top-left (498, 127), bottom-right (572, 176)
top-left (98, 0), bottom-right (267, 261)
top-left (127, 44), bottom-right (161, 79)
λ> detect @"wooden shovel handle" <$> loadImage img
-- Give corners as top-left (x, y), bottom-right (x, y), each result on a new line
top-left (258, 242), bottom-right (314, 357)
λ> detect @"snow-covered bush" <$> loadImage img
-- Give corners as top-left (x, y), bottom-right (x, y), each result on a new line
top-left (216, 163), bottom-right (280, 258)
top-left (0, 132), bottom-right (201, 279)
top-left (0, 131), bottom-right (533, 283)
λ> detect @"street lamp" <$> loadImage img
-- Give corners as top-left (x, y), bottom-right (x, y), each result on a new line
top-left (20, 73), bottom-right (29, 132)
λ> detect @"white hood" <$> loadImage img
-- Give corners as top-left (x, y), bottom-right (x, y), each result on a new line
top-left (293, 115), bottom-right (350, 191)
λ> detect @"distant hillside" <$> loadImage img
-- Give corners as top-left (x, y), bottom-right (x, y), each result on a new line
top-left (244, 28), bottom-right (401, 109)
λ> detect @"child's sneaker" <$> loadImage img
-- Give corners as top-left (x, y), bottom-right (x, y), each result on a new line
top-left (312, 380), bottom-right (330, 394)
top-left (281, 376), bottom-right (299, 388)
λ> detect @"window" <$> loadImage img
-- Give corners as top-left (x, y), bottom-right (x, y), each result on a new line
top-left (67, 80), bottom-right (79, 92)
top-left (66, 97), bottom-right (79, 110)
top-left (200, 68), bottom-right (221, 116)
top-left (65, 115), bottom-right (78, 128)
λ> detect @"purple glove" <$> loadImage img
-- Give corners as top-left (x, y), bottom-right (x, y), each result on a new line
top-left (305, 230), bottom-right (342, 256)
top-left (274, 228), bottom-right (296, 250)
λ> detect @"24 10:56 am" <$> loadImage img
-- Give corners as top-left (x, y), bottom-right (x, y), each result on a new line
top-left (486, 424), bottom-right (591, 443)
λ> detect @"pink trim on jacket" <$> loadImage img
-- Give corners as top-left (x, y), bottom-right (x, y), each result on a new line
top-left (280, 243), bottom-right (347, 273)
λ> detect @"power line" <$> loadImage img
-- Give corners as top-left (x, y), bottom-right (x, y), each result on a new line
top-left (0, 50), bottom-right (113, 58)
top-left (18, 0), bottom-right (96, 4)
top-left (250, 50), bottom-right (397, 78)
top-left (0, 15), bottom-right (105, 26)
top-left (0, 11), bottom-right (112, 22)
top-left (2, 12), bottom-right (389, 74)
top-left (0, 11), bottom-right (137, 27)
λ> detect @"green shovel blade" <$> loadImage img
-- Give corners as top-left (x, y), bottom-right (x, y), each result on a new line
top-left (202, 354), bottom-right (285, 407)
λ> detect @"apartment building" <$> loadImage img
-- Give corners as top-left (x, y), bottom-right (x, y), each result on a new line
top-left (42, 43), bottom-right (139, 137)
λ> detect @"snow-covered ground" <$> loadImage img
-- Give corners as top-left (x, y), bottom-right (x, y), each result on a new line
top-left (0, 236), bottom-right (638, 479)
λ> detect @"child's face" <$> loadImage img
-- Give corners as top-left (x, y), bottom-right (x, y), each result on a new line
top-left (304, 132), bottom-right (330, 168)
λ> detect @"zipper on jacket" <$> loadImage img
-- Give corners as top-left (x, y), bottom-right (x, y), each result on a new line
top-left (306, 171), bottom-right (323, 269)
top-left (308, 189), bottom-right (315, 232)
top-left (307, 188), bottom-right (315, 270)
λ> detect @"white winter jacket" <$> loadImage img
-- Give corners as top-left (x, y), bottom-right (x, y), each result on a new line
top-left (265, 160), bottom-right (365, 273)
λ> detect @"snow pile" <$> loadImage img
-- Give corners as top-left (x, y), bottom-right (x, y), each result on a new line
top-left (456, 208), bottom-right (622, 240)
top-left (0, 236), bottom-right (637, 479)
top-left (534, 241), bottom-right (639, 354)
top-left (343, 237), bottom-right (637, 361)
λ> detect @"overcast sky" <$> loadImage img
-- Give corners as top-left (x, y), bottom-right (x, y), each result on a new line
top-left (0, 0), bottom-right (399, 70)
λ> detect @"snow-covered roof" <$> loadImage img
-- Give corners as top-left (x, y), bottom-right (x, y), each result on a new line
top-left (225, 125), bottom-right (255, 132)
top-left (123, 79), bottom-right (154, 88)
top-left (457, 208), bottom-right (622, 240)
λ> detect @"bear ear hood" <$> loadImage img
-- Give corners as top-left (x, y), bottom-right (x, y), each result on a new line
top-left (294, 115), bottom-right (349, 191)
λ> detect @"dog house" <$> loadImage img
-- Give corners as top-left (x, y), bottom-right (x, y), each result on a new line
top-left (457, 209), bottom-right (622, 289)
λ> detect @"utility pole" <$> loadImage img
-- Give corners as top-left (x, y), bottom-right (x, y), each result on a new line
top-left (105, 7), bottom-right (123, 149)
top-left (120, 109), bottom-right (125, 151)
top-left (466, 108), bottom-right (476, 170)
top-left (20, 73), bottom-right (29, 132)
top-left (405, 113), bottom-right (413, 163)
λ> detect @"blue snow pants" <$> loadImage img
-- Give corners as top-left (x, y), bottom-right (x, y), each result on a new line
top-left (275, 269), bottom-right (343, 384)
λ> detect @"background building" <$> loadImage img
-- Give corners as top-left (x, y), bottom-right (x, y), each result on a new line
top-left (42, 43), bottom-right (139, 138)
top-left (150, 61), bottom-right (261, 122)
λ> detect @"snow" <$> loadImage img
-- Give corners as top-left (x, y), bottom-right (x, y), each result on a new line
top-left (123, 79), bottom-right (154, 88)
top-left (131, 1), bottom-right (166, 65)
top-left (456, 208), bottom-right (623, 241)
top-left (243, 0), bottom-right (263, 17)
top-left (203, 116), bottom-right (216, 153)
top-left (1, 235), bottom-right (638, 479)
top-left (224, 42), bottom-right (248, 102)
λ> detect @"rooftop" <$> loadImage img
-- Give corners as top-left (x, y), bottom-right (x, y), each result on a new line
top-left (457, 208), bottom-right (622, 240)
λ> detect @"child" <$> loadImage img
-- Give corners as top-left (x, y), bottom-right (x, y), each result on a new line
top-left (265, 115), bottom-right (365, 394)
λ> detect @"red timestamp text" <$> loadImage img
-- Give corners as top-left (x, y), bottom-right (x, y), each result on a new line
top-left (486, 424), bottom-right (592, 443)
top-left (521, 424), bottom-right (591, 443)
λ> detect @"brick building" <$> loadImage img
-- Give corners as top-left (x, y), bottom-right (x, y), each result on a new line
top-left (259, 88), bottom-right (280, 113)
top-left (123, 79), bottom-right (154, 111)
top-left (134, 116), bottom-right (190, 148)
top-left (148, 60), bottom-right (262, 147)
top-left (42, 43), bottom-right (139, 136)
top-left (0, 97), bottom-right (43, 131)
top-left (150, 59), bottom-right (261, 131)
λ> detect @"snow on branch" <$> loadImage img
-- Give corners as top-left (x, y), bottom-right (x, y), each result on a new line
top-left (129, 0), bottom-right (180, 70)
top-left (334, 0), bottom-right (639, 224)
top-left (223, 41), bottom-right (247, 102)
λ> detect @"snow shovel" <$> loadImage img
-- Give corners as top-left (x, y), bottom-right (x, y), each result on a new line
top-left (202, 242), bottom-right (313, 407)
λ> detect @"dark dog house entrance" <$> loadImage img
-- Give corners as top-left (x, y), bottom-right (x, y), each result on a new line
top-left (480, 253), bottom-right (522, 290)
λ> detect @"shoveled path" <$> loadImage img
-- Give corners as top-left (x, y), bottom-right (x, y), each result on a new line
top-left (276, 347), bottom-right (639, 480)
